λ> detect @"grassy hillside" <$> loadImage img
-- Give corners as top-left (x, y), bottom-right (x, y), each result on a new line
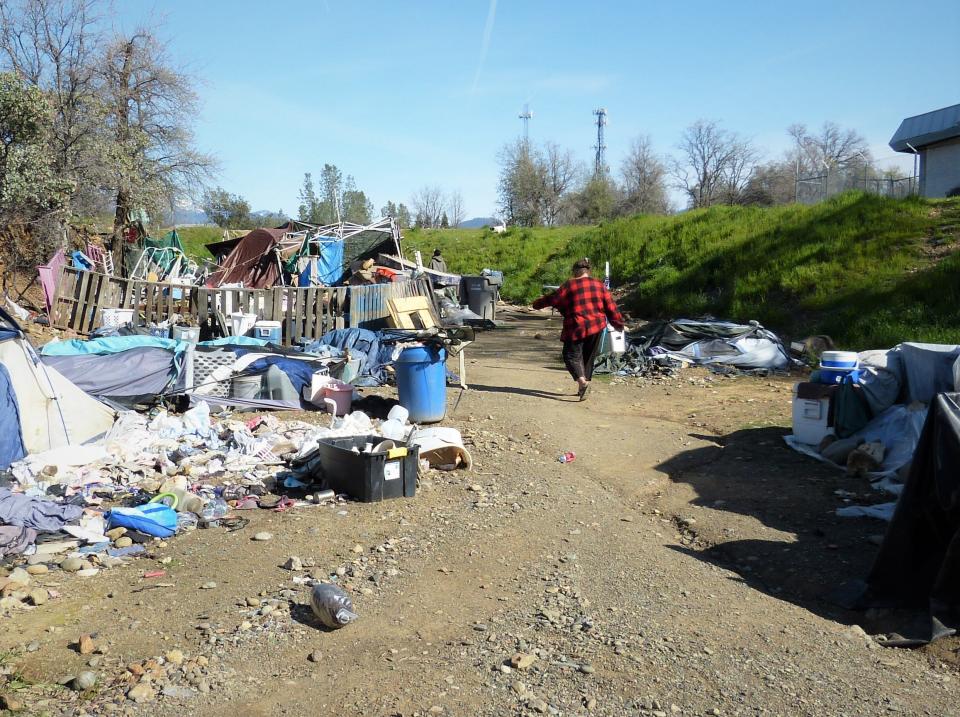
top-left (406, 193), bottom-right (960, 349)
top-left (174, 225), bottom-right (230, 259)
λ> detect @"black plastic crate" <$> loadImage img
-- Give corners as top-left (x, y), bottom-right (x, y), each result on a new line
top-left (315, 434), bottom-right (418, 502)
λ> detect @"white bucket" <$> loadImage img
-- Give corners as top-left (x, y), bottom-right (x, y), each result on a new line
top-left (101, 308), bottom-right (135, 328)
top-left (230, 312), bottom-right (258, 337)
top-left (607, 325), bottom-right (626, 353)
top-left (231, 374), bottom-right (261, 399)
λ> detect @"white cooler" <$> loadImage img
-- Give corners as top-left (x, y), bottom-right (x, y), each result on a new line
top-left (791, 382), bottom-right (834, 445)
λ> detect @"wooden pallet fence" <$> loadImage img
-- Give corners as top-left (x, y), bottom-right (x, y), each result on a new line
top-left (51, 268), bottom-right (434, 345)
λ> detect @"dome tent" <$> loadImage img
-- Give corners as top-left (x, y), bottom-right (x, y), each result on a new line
top-left (0, 308), bottom-right (115, 470)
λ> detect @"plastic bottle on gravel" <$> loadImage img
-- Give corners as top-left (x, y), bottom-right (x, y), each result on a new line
top-left (558, 451), bottom-right (576, 463)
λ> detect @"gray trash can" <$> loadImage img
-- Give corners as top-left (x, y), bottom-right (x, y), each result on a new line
top-left (462, 274), bottom-right (503, 321)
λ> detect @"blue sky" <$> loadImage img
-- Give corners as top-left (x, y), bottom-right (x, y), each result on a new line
top-left (118, 1), bottom-right (960, 217)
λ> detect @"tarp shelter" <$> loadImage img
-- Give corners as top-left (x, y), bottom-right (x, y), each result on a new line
top-left (206, 228), bottom-right (287, 288)
top-left (843, 392), bottom-right (960, 646)
top-left (0, 308), bottom-right (115, 470)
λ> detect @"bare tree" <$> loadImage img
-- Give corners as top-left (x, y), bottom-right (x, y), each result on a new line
top-left (620, 135), bottom-right (669, 214)
top-left (100, 29), bottom-right (215, 269)
top-left (496, 139), bottom-right (545, 227)
top-left (411, 184), bottom-right (444, 228)
top-left (446, 190), bottom-right (466, 228)
top-left (788, 121), bottom-right (871, 173)
top-left (541, 141), bottom-right (578, 226)
top-left (672, 120), bottom-right (757, 208)
top-left (0, 0), bottom-right (103, 213)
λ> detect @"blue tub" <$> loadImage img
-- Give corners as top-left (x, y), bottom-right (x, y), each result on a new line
top-left (395, 345), bottom-right (447, 423)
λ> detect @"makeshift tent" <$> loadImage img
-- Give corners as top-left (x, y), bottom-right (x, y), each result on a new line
top-left (841, 393), bottom-right (960, 646)
top-left (0, 308), bottom-right (115, 470)
top-left (206, 227), bottom-right (286, 288)
top-left (206, 219), bottom-right (402, 289)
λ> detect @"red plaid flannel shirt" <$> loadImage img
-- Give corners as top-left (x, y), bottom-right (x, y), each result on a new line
top-left (533, 276), bottom-right (625, 341)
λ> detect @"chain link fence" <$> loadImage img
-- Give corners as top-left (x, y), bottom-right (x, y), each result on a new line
top-left (796, 168), bottom-right (918, 204)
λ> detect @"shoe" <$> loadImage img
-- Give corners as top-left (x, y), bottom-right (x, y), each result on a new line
top-left (578, 383), bottom-right (590, 401)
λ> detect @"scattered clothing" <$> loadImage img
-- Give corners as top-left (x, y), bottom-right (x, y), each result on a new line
top-left (0, 487), bottom-right (84, 533)
top-left (0, 524), bottom-right (37, 558)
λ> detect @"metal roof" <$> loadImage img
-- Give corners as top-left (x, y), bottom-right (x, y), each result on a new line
top-left (890, 103), bottom-right (960, 152)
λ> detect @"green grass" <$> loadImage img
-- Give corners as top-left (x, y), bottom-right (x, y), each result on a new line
top-left (407, 193), bottom-right (960, 348)
top-left (174, 225), bottom-right (227, 260)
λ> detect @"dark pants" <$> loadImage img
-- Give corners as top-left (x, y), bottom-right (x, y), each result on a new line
top-left (562, 331), bottom-right (603, 382)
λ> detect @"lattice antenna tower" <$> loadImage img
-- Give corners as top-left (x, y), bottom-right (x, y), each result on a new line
top-left (593, 107), bottom-right (607, 177)
top-left (519, 103), bottom-right (533, 148)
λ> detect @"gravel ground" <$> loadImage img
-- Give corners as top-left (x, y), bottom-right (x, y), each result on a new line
top-left (1, 309), bottom-right (957, 717)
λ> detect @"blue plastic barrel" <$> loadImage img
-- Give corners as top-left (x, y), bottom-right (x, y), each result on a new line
top-left (395, 345), bottom-right (447, 423)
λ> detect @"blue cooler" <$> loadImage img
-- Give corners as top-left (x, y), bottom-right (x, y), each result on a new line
top-left (254, 321), bottom-right (282, 343)
top-left (395, 345), bottom-right (447, 423)
top-left (817, 350), bottom-right (859, 384)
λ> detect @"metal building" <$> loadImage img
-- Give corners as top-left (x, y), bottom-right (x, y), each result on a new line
top-left (890, 103), bottom-right (960, 198)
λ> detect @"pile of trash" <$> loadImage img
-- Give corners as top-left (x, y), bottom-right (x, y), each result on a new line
top-left (596, 318), bottom-right (794, 379)
top-left (0, 399), bottom-right (470, 611)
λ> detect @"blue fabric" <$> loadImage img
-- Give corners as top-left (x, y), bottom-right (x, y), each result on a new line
top-left (298, 258), bottom-right (316, 287)
top-left (316, 237), bottom-right (344, 284)
top-left (246, 357), bottom-right (318, 396)
top-left (42, 335), bottom-right (183, 357)
top-left (309, 328), bottom-right (387, 386)
top-left (71, 251), bottom-right (94, 271)
top-left (107, 504), bottom-right (177, 538)
top-left (0, 364), bottom-right (26, 470)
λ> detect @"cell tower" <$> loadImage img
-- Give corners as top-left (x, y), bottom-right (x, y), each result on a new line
top-left (519, 103), bottom-right (533, 145)
top-left (593, 107), bottom-right (607, 177)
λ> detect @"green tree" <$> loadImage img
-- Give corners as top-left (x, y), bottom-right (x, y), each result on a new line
top-left (440, 211), bottom-right (449, 228)
top-left (569, 176), bottom-right (618, 224)
top-left (298, 172), bottom-right (320, 222)
top-left (202, 186), bottom-right (251, 228)
top-left (0, 71), bottom-right (71, 275)
top-left (341, 175), bottom-right (372, 223)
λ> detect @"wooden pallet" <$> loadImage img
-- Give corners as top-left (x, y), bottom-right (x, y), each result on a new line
top-left (49, 268), bottom-right (434, 345)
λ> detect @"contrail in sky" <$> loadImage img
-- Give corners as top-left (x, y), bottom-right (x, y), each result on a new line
top-left (471, 0), bottom-right (498, 93)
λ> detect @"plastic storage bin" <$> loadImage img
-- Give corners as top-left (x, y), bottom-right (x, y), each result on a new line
top-left (171, 325), bottom-right (200, 343)
top-left (254, 320), bottom-right (282, 343)
top-left (791, 382), bottom-right (834, 445)
top-left (101, 308), bottom-right (135, 328)
top-left (395, 345), bottom-right (447, 423)
top-left (314, 434), bottom-right (418, 502)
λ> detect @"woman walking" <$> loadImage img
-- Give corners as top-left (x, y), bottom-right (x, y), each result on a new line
top-left (532, 258), bottom-right (625, 400)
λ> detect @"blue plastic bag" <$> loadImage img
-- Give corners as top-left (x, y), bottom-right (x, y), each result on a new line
top-left (107, 503), bottom-right (178, 538)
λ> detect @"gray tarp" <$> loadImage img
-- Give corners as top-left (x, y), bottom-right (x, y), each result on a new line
top-left (43, 348), bottom-right (177, 401)
top-left (899, 343), bottom-right (960, 404)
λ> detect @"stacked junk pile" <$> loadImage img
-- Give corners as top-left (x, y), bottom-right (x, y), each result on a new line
top-left (0, 225), bottom-right (483, 610)
top-left (594, 317), bottom-right (794, 379)
top-left (785, 342), bottom-right (960, 646)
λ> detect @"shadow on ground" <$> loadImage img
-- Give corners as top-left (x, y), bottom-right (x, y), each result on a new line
top-left (656, 426), bottom-right (891, 626)
top-left (468, 383), bottom-right (578, 402)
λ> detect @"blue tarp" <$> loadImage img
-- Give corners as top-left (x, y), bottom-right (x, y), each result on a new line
top-left (0, 364), bottom-right (26, 470)
top-left (316, 237), bottom-right (344, 285)
top-left (42, 335), bottom-right (184, 357)
top-left (307, 328), bottom-right (392, 386)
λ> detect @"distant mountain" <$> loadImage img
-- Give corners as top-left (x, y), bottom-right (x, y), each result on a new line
top-left (460, 216), bottom-right (498, 229)
top-left (165, 207), bottom-right (209, 225)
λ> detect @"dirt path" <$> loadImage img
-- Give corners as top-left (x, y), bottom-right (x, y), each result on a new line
top-left (2, 310), bottom-right (958, 716)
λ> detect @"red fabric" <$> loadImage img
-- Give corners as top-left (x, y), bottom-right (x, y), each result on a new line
top-left (532, 275), bottom-right (625, 341)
